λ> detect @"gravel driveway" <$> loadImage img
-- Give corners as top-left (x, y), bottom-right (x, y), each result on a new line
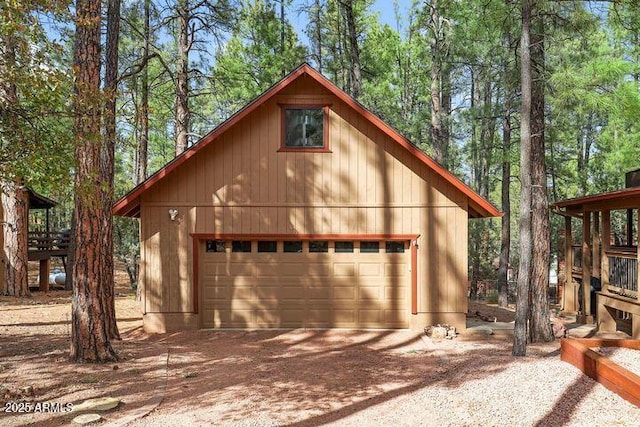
top-left (2, 290), bottom-right (638, 427)
top-left (125, 330), bottom-right (640, 427)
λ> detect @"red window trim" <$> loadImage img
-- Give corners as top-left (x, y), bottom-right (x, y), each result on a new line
top-left (277, 104), bottom-right (332, 152)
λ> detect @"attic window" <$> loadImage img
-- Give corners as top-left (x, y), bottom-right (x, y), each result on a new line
top-left (279, 105), bottom-right (330, 151)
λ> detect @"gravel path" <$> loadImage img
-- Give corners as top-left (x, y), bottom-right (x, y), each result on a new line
top-left (594, 347), bottom-right (640, 376)
top-left (125, 331), bottom-right (640, 427)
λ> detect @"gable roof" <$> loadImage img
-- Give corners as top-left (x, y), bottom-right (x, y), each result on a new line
top-left (114, 64), bottom-right (500, 219)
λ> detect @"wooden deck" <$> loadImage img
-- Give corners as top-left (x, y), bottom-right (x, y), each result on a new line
top-left (558, 209), bottom-right (640, 337)
top-left (27, 231), bottom-right (69, 290)
top-left (571, 247), bottom-right (638, 294)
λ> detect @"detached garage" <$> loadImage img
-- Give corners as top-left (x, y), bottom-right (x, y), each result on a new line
top-left (114, 64), bottom-right (500, 333)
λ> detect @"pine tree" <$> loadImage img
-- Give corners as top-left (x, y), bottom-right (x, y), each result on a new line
top-left (529, 4), bottom-right (552, 343)
top-left (1, 1), bottom-right (72, 297)
top-left (0, 25), bottom-right (28, 297)
top-left (211, 0), bottom-right (307, 118)
top-left (513, 0), bottom-right (533, 357)
top-left (70, 0), bottom-right (119, 362)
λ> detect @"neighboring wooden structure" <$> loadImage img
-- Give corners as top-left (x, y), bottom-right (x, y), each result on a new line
top-left (26, 189), bottom-right (69, 291)
top-left (554, 171), bottom-right (640, 338)
top-left (1, 188), bottom-right (68, 293)
top-left (114, 64), bottom-right (500, 333)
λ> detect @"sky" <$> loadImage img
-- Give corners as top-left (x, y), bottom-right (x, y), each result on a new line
top-left (370, 0), bottom-right (414, 28)
top-left (288, 0), bottom-right (414, 45)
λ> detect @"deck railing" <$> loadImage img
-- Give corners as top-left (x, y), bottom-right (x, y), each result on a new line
top-left (28, 231), bottom-right (70, 252)
top-left (607, 252), bottom-right (638, 295)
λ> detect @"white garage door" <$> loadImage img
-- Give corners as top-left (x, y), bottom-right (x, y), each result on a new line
top-left (200, 239), bottom-right (410, 329)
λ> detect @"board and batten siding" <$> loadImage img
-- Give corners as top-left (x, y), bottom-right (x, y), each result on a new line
top-left (139, 76), bottom-right (469, 329)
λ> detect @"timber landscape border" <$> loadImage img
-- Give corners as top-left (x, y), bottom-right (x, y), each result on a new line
top-left (560, 338), bottom-right (640, 407)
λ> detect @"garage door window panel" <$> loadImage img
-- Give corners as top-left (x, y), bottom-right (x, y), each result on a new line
top-left (232, 240), bottom-right (252, 252)
top-left (385, 241), bottom-right (406, 253)
top-left (283, 241), bottom-right (303, 252)
top-left (360, 241), bottom-right (380, 253)
top-left (257, 241), bottom-right (277, 252)
top-left (205, 240), bottom-right (226, 253)
top-left (309, 240), bottom-right (329, 253)
top-left (335, 241), bottom-right (354, 253)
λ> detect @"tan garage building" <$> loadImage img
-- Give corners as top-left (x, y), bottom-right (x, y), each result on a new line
top-left (114, 64), bottom-right (500, 333)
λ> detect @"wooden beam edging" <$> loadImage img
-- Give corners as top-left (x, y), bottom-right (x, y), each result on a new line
top-left (560, 338), bottom-right (640, 407)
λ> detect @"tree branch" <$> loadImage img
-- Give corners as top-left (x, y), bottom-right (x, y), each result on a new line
top-left (118, 52), bottom-right (160, 83)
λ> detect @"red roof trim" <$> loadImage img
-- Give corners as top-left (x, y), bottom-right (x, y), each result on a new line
top-left (300, 68), bottom-right (499, 218)
top-left (553, 187), bottom-right (640, 209)
top-left (114, 63), bottom-right (500, 219)
top-left (113, 65), bottom-right (310, 216)
top-left (191, 233), bottom-right (420, 241)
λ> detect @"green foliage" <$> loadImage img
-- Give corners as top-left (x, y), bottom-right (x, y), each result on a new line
top-left (359, 12), bottom-right (431, 145)
top-left (547, 4), bottom-right (640, 199)
top-left (114, 217), bottom-right (140, 289)
top-left (6, 0), bottom-right (640, 292)
top-left (210, 0), bottom-right (308, 119)
top-left (0, 1), bottom-right (73, 189)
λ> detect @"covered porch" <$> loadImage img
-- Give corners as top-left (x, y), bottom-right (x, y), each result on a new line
top-left (26, 188), bottom-right (69, 291)
top-left (553, 174), bottom-right (640, 339)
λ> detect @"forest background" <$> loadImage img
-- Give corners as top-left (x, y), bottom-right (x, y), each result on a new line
top-left (2, 0), bottom-right (640, 312)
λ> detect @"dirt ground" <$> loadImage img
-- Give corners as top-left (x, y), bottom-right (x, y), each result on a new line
top-left (1, 273), bottom-right (640, 426)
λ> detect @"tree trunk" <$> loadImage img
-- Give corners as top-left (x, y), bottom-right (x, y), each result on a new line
top-left (479, 80), bottom-right (494, 199)
top-left (314, 0), bottom-right (322, 72)
top-left (400, 18), bottom-right (413, 124)
top-left (576, 126), bottom-right (585, 196)
top-left (429, 0), bottom-right (445, 165)
top-left (337, 4), bottom-right (348, 91)
top-left (343, 0), bottom-right (361, 99)
top-left (1, 182), bottom-right (29, 297)
top-left (576, 114), bottom-right (593, 197)
top-left (513, 0), bottom-right (533, 357)
top-left (529, 12), bottom-right (553, 343)
top-left (470, 68), bottom-right (483, 194)
top-left (70, 0), bottom-right (118, 362)
top-left (175, 0), bottom-right (190, 155)
top-left (0, 31), bottom-right (29, 298)
top-left (468, 70), bottom-right (480, 302)
top-left (136, 0), bottom-right (150, 185)
top-left (102, 0), bottom-right (121, 342)
top-left (133, 0), bottom-right (150, 304)
top-left (497, 49), bottom-right (512, 308)
top-left (441, 61), bottom-right (452, 167)
top-left (548, 130), bottom-right (559, 203)
top-left (469, 231), bottom-right (479, 299)
top-left (280, 0), bottom-right (286, 77)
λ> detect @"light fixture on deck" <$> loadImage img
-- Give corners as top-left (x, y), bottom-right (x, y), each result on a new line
top-left (169, 209), bottom-right (179, 221)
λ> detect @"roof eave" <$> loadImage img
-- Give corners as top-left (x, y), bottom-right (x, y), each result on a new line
top-left (113, 63), bottom-right (501, 220)
top-left (300, 68), bottom-right (501, 219)
top-left (27, 188), bottom-right (57, 210)
top-left (113, 64), bottom-right (314, 217)
top-left (552, 187), bottom-right (640, 211)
